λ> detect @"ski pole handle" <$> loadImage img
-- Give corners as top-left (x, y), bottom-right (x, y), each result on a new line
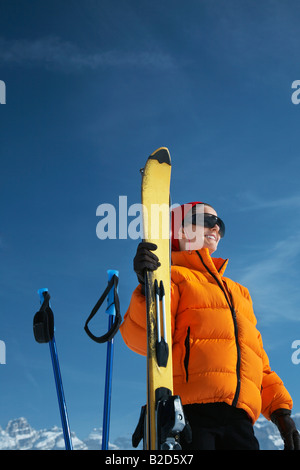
top-left (106, 270), bottom-right (119, 317)
top-left (38, 288), bottom-right (48, 305)
top-left (33, 288), bottom-right (54, 344)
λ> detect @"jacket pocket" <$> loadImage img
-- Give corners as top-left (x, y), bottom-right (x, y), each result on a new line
top-left (184, 327), bottom-right (190, 382)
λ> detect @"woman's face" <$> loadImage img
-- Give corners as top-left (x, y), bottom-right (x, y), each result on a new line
top-left (179, 205), bottom-right (222, 254)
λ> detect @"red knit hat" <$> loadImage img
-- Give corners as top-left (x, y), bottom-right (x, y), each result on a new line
top-left (171, 202), bottom-right (203, 251)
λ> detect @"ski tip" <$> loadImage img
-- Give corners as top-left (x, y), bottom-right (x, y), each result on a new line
top-left (149, 147), bottom-right (171, 165)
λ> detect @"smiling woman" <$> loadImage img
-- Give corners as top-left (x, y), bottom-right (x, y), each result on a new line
top-left (177, 203), bottom-right (225, 253)
top-left (120, 201), bottom-right (300, 450)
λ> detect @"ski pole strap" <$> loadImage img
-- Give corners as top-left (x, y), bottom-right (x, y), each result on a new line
top-left (84, 274), bottom-right (121, 343)
top-left (33, 291), bottom-right (54, 344)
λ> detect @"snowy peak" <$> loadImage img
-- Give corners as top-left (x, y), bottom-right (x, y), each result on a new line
top-left (6, 417), bottom-right (34, 437)
top-left (1, 415), bottom-right (300, 450)
top-left (0, 418), bottom-right (87, 450)
top-left (0, 417), bottom-right (127, 450)
top-left (4, 418), bottom-right (38, 450)
top-left (83, 428), bottom-right (118, 450)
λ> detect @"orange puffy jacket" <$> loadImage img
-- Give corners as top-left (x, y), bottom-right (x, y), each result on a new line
top-left (120, 247), bottom-right (293, 423)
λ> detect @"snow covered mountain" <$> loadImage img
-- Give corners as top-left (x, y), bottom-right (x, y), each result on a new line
top-left (0, 417), bottom-right (85, 450)
top-left (1, 415), bottom-right (300, 450)
top-left (0, 417), bottom-right (122, 450)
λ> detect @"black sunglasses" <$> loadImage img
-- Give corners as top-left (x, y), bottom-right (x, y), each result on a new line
top-left (191, 213), bottom-right (225, 238)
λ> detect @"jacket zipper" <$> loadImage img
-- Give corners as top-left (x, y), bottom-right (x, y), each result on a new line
top-left (196, 251), bottom-right (241, 407)
top-left (184, 327), bottom-right (190, 382)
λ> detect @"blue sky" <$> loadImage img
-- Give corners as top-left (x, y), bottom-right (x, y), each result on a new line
top-left (1, 0), bottom-right (300, 444)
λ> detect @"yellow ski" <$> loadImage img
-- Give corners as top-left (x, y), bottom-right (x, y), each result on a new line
top-left (141, 147), bottom-right (186, 450)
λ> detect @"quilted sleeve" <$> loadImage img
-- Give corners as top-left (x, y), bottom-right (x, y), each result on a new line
top-left (120, 284), bottom-right (148, 356)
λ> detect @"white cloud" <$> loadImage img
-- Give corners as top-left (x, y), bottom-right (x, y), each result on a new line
top-left (0, 36), bottom-right (176, 71)
top-left (236, 192), bottom-right (300, 212)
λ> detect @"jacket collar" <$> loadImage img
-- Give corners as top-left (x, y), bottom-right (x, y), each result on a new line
top-left (171, 247), bottom-right (228, 277)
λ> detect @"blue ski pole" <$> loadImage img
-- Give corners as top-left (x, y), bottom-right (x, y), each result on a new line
top-left (84, 270), bottom-right (121, 450)
top-left (33, 289), bottom-right (73, 450)
top-left (102, 269), bottom-right (119, 450)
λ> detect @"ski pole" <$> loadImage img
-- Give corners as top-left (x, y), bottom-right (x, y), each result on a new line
top-left (102, 269), bottom-right (119, 450)
top-left (33, 289), bottom-right (73, 450)
top-left (84, 270), bottom-right (121, 450)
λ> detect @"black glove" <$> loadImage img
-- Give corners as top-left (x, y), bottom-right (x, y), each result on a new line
top-left (271, 409), bottom-right (300, 450)
top-left (133, 242), bottom-right (161, 287)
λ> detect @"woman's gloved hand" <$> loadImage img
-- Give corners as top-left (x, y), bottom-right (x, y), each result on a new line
top-left (271, 409), bottom-right (300, 450)
top-left (133, 242), bottom-right (161, 288)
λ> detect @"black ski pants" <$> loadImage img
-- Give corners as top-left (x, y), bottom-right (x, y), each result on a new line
top-left (181, 402), bottom-right (260, 450)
